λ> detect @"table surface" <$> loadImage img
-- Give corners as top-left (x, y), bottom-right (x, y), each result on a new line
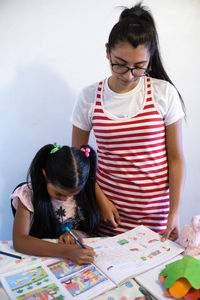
top-left (1, 237), bottom-right (199, 300)
top-left (0, 238), bottom-right (167, 300)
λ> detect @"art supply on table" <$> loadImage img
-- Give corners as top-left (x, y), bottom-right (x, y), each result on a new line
top-left (0, 250), bottom-right (22, 260)
top-left (65, 226), bottom-right (86, 248)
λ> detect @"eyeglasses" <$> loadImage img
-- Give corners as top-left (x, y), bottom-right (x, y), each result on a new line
top-left (109, 53), bottom-right (151, 77)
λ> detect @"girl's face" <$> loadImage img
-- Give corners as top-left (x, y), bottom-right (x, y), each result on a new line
top-left (46, 182), bottom-right (81, 201)
top-left (106, 41), bottom-right (150, 93)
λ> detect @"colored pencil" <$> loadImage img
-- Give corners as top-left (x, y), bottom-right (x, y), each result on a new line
top-left (0, 250), bottom-right (22, 259)
top-left (65, 226), bottom-right (86, 248)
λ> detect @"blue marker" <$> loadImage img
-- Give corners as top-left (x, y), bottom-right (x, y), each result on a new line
top-left (65, 226), bottom-right (86, 249)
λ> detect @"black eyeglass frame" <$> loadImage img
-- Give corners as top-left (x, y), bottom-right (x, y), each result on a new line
top-left (109, 49), bottom-right (151, 77)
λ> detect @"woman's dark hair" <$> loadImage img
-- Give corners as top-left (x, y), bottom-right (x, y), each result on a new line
top-left (108, 2), bottom-right (185, 112)
top-left (27, 144), bottom-right (100, 238)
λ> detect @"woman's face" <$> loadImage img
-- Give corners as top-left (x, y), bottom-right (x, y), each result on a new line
top-left (106, 41), bottom-right (150, 93)
top-left (46, 182), bottom-right (81, 201)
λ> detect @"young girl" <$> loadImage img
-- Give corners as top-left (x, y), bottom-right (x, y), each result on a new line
top-left (11, 143), bottom-right (100, 264)
top-left (71, 3), bottom-right (185, 241)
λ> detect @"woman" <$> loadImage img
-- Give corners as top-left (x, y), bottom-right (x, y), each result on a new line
top-left (71, 3), bottom-right (185, 241)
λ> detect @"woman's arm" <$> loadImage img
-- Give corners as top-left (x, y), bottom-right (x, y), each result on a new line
top-left (72, 125), bottom-right (120, 228)
top-left (13, 200), bottom-right (96, 264)
top-left (72, 125), bottom-right (90, 148)
top-left (95, 182), bottom-right (120, 227)
top-left (162, 119), bottom-right (184, 241)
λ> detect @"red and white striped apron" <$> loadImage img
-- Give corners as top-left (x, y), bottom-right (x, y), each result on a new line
top-left (92, 77), bottom-right (170, 236)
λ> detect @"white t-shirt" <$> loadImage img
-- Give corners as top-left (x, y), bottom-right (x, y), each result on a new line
top-left (71, 77), bottom-right (184, 130)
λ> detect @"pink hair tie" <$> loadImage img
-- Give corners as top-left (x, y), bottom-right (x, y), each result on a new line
top-left (80, 147), bottom-right (90, 157)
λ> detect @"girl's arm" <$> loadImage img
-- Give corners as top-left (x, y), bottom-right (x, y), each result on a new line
top-left (162, 119), bottom-right (184, 241)
top-left (13, 200), bottom-right (96, 265)
top-left (72, 125), bottom-right (120, 228)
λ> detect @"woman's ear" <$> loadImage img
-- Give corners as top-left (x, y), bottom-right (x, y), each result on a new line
top-left (42, 169), bottom-right (46, 178)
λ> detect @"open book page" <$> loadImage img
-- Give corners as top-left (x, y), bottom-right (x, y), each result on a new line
top-left (94, 277), bottom-right (156, 300)
top-left (91, 225), bottom-right (184, 286)
top-left (0, 258), bottom-right (115, 300)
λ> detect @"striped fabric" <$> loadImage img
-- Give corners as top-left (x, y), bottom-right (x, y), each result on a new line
top-left (92, 77), bottom-right (169, 236)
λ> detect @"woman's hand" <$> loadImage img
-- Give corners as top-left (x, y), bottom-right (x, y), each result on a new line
top-left (100, 198), bottom-right (120, 228)
top-left (96, 182), bottom-right (120, 228)
top-left (58, 229), bottom-right (84, 245)
top-left (161, 212), bottom-right (180, 242)
top-left (64, 245), bottom-right (96, 265)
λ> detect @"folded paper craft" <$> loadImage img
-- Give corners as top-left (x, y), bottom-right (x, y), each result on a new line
top-left (159, 256), bottom-right (200, 299)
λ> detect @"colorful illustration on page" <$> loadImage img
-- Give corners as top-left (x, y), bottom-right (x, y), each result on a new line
top-left (17, 283), bottom-right (64, 300)
top-left (4, 266), bottom-right (65, 299)
top-left (61, 265), bottom-right (107, 297)
top-left (47, 259), bottom-right (86, 279)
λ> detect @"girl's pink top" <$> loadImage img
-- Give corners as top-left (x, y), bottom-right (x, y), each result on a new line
top-left (11, 183), bottom-right (77, 223)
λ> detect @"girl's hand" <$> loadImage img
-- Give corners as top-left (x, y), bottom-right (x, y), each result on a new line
top-left (100, 198), bottom-right (120, 228)
top-left (161, 212), bottom-right (180, 242)
top-left (65, 245), bottom-right (96, 265)
top-left (58, 229), bottom-right (84, 245)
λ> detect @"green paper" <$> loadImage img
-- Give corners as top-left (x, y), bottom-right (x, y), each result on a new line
top-left (159, 256), bottom-right (200, 289)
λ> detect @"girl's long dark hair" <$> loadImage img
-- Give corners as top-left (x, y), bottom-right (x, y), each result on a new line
top-left (108, 2), bottom-right (185, 113)
top-left (27, 144), bottom-right (100, 238)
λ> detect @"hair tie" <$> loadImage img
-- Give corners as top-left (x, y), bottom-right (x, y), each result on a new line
top-left (80, 147), bottom-right (90, 157)
top-left (50, 142), bottom-right (61, 154)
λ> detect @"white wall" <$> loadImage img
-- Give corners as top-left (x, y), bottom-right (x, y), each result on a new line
top-left (0, 0), bottom-right (199, 240)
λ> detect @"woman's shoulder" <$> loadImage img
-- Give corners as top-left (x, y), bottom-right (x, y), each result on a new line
top-left (11, 183), bottom-right (34, 212)
top-left (150, 77), bottom-right (177, 94)
top-left (151, 78), bottom-right (176, 90)
top-left (150, 77), bottom-right (184, 125)
top-left (79, 79), bottom-right (106, 100)
top-left (82, 81), bottom-right (99, 91)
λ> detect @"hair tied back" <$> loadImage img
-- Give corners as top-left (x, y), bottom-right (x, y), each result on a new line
top-left (80, 147), bottom-right (90, 157)
top-left (50, 142), bottom-right (61, 154)
top-left (120, 6), bottom-right (141, 21)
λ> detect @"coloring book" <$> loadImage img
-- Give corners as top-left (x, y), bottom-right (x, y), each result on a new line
top-left (0, 225), bottom-right (184, 300)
